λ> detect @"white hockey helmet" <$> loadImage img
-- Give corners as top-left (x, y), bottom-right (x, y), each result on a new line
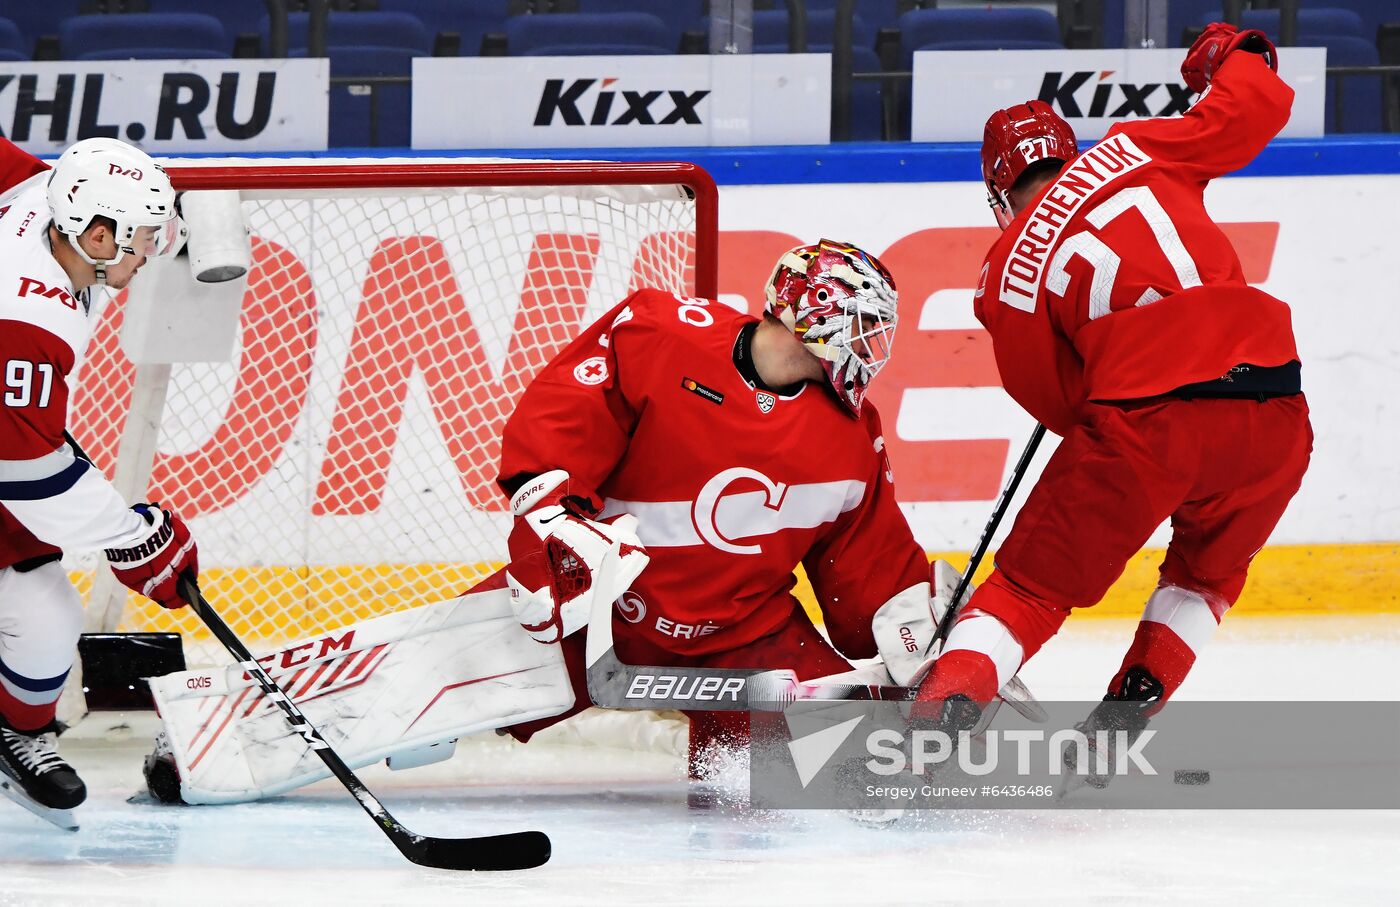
top-left (765, 239), bottom-right (898, 414)
top-left (47, 138), bottom-right (184, 282)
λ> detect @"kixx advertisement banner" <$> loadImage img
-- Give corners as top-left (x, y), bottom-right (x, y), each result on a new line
top-left (912, 47), bottom-right (1326, 141)
top-left (412, 54), bottom-right (832, 148)
top-left (0, 59), bottom-right (328, 153)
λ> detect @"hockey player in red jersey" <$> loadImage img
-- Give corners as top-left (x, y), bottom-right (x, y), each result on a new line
top-left (915, 23), bottom-right (1313, 761)
top-left (496, 240), bottom-right (948, 783)
top-left (0, 136), bottom-right (199, 823)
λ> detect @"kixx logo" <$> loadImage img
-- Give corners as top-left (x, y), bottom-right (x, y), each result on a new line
top-left (1037, 71), bottom-right (1194, 118)
top-left (534, 78), bottom-right (710, 126)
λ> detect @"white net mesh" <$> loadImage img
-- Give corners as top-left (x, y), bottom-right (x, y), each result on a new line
top-left (65, 162), bottom-right (709, 667)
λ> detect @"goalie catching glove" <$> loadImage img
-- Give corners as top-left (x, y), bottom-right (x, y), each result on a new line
top-left (505, 470), bottom-right (649, 644)
top-left (103, 504), bottom-right (198, 609)
top-left (870, 558), bottom-right (967, 686)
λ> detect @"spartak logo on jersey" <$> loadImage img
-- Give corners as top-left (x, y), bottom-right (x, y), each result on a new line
top-left (755, 390), bottom-right (776, 414)
top-left (616, 591), bottom-right (647, 624)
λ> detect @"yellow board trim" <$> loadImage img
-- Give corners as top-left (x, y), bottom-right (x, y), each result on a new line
top-left (81, 542), bottom-right (1399, 648)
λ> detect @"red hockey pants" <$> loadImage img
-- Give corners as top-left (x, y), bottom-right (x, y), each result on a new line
top-left (970, 393), bottom-right (1312, 660)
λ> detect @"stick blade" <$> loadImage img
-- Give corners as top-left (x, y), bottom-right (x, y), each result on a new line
top-left (401, 830), bottom-right (551, 871)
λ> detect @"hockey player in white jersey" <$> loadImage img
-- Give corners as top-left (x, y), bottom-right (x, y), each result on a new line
top-left (0, 136), bottom-right (197, 827)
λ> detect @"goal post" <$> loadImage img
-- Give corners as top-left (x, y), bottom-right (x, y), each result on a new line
top-left (66, 159), bottom-right (719, 670)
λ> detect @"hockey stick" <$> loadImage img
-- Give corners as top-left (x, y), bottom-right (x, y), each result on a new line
top-left (582, 545), bottom-right (1041, 717)
top-left (176, 576), bottom-right (550, 871)
top-left (583, 427), bottom-right (1049, 716)
top-left (584, 545), bottom-right (796, 712)
top-left (933, 423), bottom-right (1047, 645)
top-left (927, 424), bottom-right (1048, 723)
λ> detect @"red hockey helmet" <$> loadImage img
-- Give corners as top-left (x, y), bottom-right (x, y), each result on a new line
top-left (764, 239), bottom-right (898, 414)
top-left (981, 100), bottom-right (1078, 229)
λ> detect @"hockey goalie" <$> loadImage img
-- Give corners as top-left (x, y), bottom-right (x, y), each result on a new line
top-left (147, 240), bottom-right (985, 805)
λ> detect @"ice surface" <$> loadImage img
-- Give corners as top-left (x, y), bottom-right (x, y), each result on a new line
top-left (3, 615), bottom-right (1398, 906)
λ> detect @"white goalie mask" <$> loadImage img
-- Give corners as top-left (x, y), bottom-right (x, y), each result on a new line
top-left (764, 238), bottom-right (899, 413)
top-left (47, 137), bottom-right (185, 284)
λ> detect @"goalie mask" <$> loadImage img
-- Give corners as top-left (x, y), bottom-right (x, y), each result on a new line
top-left (765, 238), bottom-right (898, 414)
top-left (47, 137), bottom-right (185, 285)
top-left (981, 99), bottom-right (1078, 229)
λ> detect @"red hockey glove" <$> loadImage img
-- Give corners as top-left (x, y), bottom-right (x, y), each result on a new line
top-left (1181, 21), bottom-right (1278, 94)
top-left (504, 470), bottom-right (649, 644)
top-left (104, 504), bottom-right (199, 610)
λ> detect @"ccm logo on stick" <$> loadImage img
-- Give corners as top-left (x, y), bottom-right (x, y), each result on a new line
top-left (624, 674), bottom-right (744, 702)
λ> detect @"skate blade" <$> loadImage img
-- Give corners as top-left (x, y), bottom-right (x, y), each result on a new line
top-left (998, 676), bottom-right (1048, 723)
top-left (0, 774), bottom-right (79, 831)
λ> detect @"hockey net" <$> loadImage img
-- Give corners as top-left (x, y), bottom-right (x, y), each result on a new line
top-left (64, 160), bottom-right (717, 669)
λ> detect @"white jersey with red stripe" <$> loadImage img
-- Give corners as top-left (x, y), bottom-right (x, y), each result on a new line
top-left (0, 172), bottom-right (147, 568)
top-left (498, 288), bottom-right (929, 661)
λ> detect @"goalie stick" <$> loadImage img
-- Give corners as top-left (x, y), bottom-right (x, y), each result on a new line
top-left (582, 542), bottom-right (1045, 721)
top-left (176, 577), bottom-right (551, 872)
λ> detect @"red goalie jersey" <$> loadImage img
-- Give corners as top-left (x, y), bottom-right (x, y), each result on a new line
top-left (976, 53), bottom-right (1299, 435)
top-left (498, 288), bottom-right (928, 662)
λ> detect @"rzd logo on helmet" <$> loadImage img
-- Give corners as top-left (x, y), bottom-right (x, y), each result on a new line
top-left (107, 164), bottom-right (143, 180)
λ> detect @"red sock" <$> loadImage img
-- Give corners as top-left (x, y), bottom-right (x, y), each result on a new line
top-left (0, 686), bottom-right (57, 732)
top-left (1109, 621), bottom-right (1196, 715)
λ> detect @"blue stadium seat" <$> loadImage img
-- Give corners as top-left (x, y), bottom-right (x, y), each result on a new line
top-left (915, 39), bottom-right (1065, 52)
top-left (1200, 9), bottom-right (1367, 39)
top-left (326, 47), bottom-right (415, 147)
top-left (3, 1), bottom-right (84, 54)
top-left (1294, 1), bottom-right (1395, 40)
top-left (745, 15), bottom-right (883, 141)
top-left (62, 13), bottom-right (230, 61)
top-left (0, 18), bottom-right (26, 61)
top-left (573, 0), bottom-right (704, 50)
top-left (376, 0), bottom-right (514, 55)
top-left (1317, 34), bottom-right (1383, 132)
top-left (897, 8), bottom-right (1062, 67)
top-left (749, 8), bottom-right (876, 51)
top-left (266, 12), bottom-right (435, 55)
top-left (145, 0), bottom-right (268, 46)
top-left (803, 0), bottom-right (901, 32)
top-left (506, 12), bottom-right (672, 56)
top-left (842, 47), bottom-right (885, 141)
top-left (1101, 0), bottom-right (1217, 47)
top-left (256, 12), bottom-right (429, 148)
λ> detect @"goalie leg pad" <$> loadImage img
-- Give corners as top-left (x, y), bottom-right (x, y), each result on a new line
top-left (146, 586), bottom-right (574, 804)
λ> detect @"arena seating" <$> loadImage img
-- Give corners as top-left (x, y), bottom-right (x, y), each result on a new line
top-left (0, 18), bottom-right (26, 62)
top-left (62, 13), bottom-right (231, 61)
top-left (505, 11), bottom-right (674, 55)
top-left (6, 1), bottom-right (1395, 143)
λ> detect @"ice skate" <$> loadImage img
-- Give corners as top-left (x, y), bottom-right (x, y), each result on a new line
top-left (0, 720), bottom-right (84, 830)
